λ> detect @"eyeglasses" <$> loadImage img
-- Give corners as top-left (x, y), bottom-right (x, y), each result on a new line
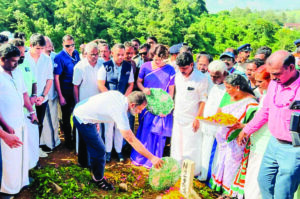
top-left (139, 52), bottom-right (147, 56)
top-left (65, 44), bottom-right (75, 48)
top-left (221, 57), bottom-right (233, 62)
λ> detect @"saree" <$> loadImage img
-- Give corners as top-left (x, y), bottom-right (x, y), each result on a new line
top-left (130, 61), bottom-right (175, 168)
top-left (210, 96), bottom-right (258, 194)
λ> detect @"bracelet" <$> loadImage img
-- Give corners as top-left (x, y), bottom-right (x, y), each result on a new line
top-left (31, 94), bottom-right (37, 96)
top-left (29, 111), bottom-right (36, 114)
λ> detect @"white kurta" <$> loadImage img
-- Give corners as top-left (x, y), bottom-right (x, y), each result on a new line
top-left (171, 69), bottom-right (208, 176)
top-left (198, 83), bottom-right (226, 181)
top-left (0, 67), bottom-right (29, 194)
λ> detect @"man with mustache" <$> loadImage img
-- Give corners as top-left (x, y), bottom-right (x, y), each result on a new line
top-left (235, 43), bottom-right (252, 73)
top-left (238, 51), bottom-right (300, 198)
top-left (10, 38), bottom-right (41, 167)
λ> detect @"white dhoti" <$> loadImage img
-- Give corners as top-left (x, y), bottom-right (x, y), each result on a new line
top-left (104, 122), bottom-right (123, 153)
top-left (171, 119), bottom-right (202, 176)
top-left (40, 98), bottom-right (61, 149)
top-left (197, 122), bottom-right (220, 181)
top-left (0, 125), bottom-right (29, 194)
top-left (24, 115), bottom-right (39, 169)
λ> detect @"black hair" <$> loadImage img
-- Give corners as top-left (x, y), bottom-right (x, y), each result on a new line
top-left (255, 46), bottom-right (272, 58)
top-left (176, 52), bottom-right (194, 67)
top-left (283, 54), bottom-right (296, 69)
top-left (153, 44), bottom-right (169, 59)
top-left (196, 52), bottom-right (213, 63)
top-left (139, 43), bottom-right (151, 51)
top-left (225, 74), bottom-right (255, 96)
top-left (14, 32), bottom-right (26, 40)
top-left (62, 34), bottom-right (74, 42)
top-left (246, 58), bottom-right (265, 68)
top-left (147, 36), bottom-right (158, 43)
top-left (0, 34), bottom-right (9, 44)
top-left (131, 38), bottom-right (141, 45)
top-left (30, 33), bottom-right (46, 47)
top-left (0, 43), bottom-right (20, 59)
top-left (10, 39), bottom-right (25, 47)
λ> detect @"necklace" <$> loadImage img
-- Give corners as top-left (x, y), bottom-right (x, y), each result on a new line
top-left (273, 81), bottom-right (300, 108)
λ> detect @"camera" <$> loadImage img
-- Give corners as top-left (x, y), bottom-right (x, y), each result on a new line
top-left (289, 101), bottom-right (300, 147)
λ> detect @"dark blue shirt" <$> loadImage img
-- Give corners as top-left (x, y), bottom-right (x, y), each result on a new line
top-left (54, 49), bottom-right (80, 89)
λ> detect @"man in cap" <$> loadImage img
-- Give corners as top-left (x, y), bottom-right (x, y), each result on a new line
top-left (235, 43), bottom-right (252, 73)
top-left (220, 51), bottom-right (246, 78)
top-left (293, 39), bottom-right (300, 70)
top-left (168, 43), bottom-right (184, 69)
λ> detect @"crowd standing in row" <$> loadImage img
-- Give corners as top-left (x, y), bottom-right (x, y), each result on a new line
top-left (0, 31), bottom-right (300, 199)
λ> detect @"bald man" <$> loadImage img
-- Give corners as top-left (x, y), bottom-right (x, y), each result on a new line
top-left (238, 51), bottom-right (300, 199)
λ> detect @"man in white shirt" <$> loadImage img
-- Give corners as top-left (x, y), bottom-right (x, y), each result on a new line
top-left (171, 52), bottom-right (208, 176)
top-left (0, 44), bottom-right (37, 195)
top-left (73, 42), bottom-right (103, 167)
top-left (25, 33), bottom-right (53, 156)
top-left (97, 43), bottom-right (134, 162)
top-left (73, 91), bottom-right (163, 190)
top-left (198, 60), bottom-right (228, 181)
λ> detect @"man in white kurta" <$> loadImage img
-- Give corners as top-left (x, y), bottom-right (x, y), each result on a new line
top-left (171, 52), bottom-right (208, 176)
top-left (73, 43), bottom-right (103, 167)
top-left (198, 60), bottom-right (228, 181)
top-left (0, 44), bottom-right (30, 194)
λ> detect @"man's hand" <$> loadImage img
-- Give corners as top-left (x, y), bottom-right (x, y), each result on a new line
top-left (30, 96), bottom-right (37, 105)
top-left (237, 131), bottom-right (248, 146)
top-left (192, 119), bottom-right (200, 132)
top-left (30, 113), bottom-right (39, 124)
top-left (36, 96), bottom-right (45, 106)
top-left (151, 156), bottom-right (164, 169)
top-left (59, 96), bottom-right (67, 106)
top-left (142, 88), bottom-right (151, 95)
top-left (3, 133), bottom-right (23, 148)
top-left (96, 123), bottom-right (100, 132)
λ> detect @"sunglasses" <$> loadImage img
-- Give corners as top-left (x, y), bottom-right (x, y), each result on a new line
top-left (139, 52), bottom-right (147, 56)
top-left (221, 57), bottom-right (233, 62)
top-left (65, 44), bottom-right (75, 48)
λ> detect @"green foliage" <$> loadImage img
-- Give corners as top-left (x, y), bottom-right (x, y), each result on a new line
top-left (31, 164), bottom-right (97, 199)
top-left (0, 0), bottom-right (299, 57)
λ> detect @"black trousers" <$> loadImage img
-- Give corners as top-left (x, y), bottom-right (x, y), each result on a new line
top-left (60, 88), bottom-right (75, 146)
top-left (35, 100), bottom-right (48, 138)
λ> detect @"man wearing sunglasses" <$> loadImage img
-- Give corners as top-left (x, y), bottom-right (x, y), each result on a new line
top-left (54, 35), bottom-right (80, 149)
top-left (133, 43), bottom-right (150, 70)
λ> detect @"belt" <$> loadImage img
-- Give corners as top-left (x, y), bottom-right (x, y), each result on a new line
top-left (276, 138), bottom-right (292, 145)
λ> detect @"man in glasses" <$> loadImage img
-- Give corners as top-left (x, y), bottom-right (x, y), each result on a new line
top-left (220, 51), bottom-right (246, 78)
top-left (54, 35), bottom-right (80, 149)
top-left (134, 43), bottom-right (150, 70)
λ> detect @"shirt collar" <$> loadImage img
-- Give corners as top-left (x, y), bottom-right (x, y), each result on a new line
top-left (63, 49), bottom-right (78, 62)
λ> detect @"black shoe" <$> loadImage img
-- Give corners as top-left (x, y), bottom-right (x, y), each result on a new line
top-left (40, 145), bottom-right (53, 153)
top-left (106, 152), bottom-right (111, 162)
top-left (117, 153), bottom-right (124, 162)
top-left (93, 178), bottom-right (114, 191)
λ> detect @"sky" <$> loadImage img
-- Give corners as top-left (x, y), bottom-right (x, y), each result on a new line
top-left (205, 0), bottom-right (300, 13)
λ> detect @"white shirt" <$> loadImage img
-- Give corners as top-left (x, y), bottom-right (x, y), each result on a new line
top-left (201, 83), bottom-right (226, 135)
top-left (174, 69), bottom-right (208, 123)
top-left (73, 58), bottom-right (103, 101)
top-left (25, 52), bottom-right (53, 102)
top-left (73, 91), bottom-right (130, 131)
top-left (0, 67), bottom-right (26, 129)
top-left (97, 60), bottom-right (134, 83)
top-left (48, 51), bottom-right (57, 100)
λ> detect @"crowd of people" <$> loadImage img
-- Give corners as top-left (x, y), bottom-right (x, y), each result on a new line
top-left (0, 31), bottom-right (300, 199)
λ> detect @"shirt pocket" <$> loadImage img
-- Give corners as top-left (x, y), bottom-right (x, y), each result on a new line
top-left (185, 85), bottom-right (198, 101)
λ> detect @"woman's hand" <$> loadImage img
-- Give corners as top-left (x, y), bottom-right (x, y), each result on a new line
top-left (229, 122), bottom-right (245, 131)
top-left (142, 88), bottom-right (151, 95)
top-left (237, 131), bottom-right (248, 145)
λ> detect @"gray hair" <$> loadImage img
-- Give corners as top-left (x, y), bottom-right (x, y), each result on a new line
top-left (112, 43), bottom-right (125, 51)
top-left (208, 60), bottom-right (228, 74)
top-left (127, 91), bottom-right (147, 105)
top-left (85, 42), bottom-right (98, 53)
top-left (225, 74), bottom-right (254, 95)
